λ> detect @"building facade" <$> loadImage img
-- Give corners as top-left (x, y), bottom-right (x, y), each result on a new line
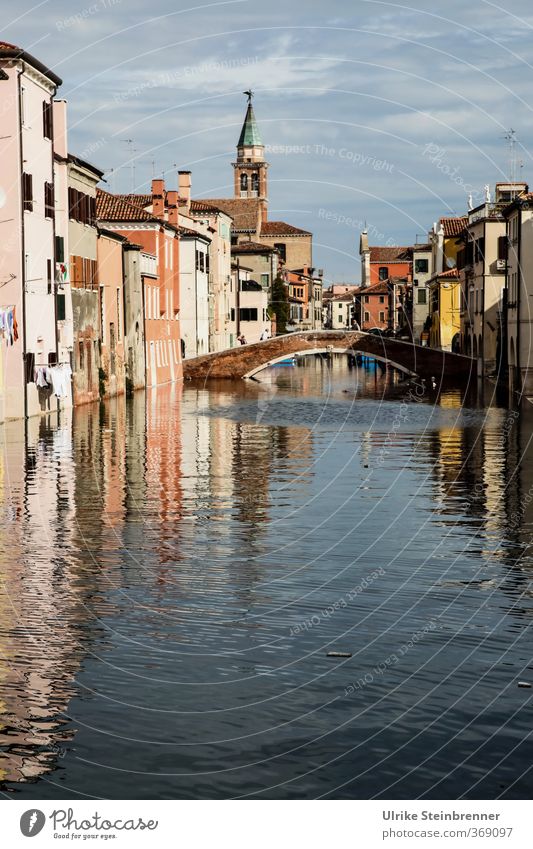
top-left (96, 182), bottom-right (182, 388)
top-left (68, 155), bottom-right (103, 405)
top-left (411, 243), bottom-right (432, 343)
top-left (0, 42), bottom-right (63, 420)
top-left (97, 229), bottom-right (126, 397)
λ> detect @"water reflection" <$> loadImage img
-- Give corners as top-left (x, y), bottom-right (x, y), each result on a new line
top-left (0, 357), bottom-right (532, 798)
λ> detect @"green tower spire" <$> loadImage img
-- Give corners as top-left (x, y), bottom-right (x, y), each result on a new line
top-left (237, 97), bottom-right (263, 147)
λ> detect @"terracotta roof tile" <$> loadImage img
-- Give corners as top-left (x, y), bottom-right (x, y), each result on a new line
top-left (116, 193), bottom-right (152, 208)
top-left (369, 246), bottom-right (412, 263)
top-left (329, 292), bottom-right (355, 301)
top-left (439, 217), bottom-right (468, 237)
top-left (189, 199), bottom-right (224, 213)
top-left (201, 198), bottom-right (261, 230)
top-left (179, 226), bottom-right (204, 237)
top-left (232, 240), bottom-right (276, 253)
top-left (96, 189), bottom-right (154, 222)
top-left (261, 220), bottom-right (312, 236)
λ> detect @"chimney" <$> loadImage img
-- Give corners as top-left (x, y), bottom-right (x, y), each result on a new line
top-left (178, 171), bottom-right (191, 214)
top-left (152, 178), bottom-right (165, 219)
top-left (167, 190), bottom-right (178, 226)
top-left (436, 222), bottom-right (445, 274)
top-left (53, 100), bottom-right (68, 159)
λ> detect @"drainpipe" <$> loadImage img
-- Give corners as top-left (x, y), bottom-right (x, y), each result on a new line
top-left (17, 67), bottom-right (28, 422)
top-left (236, 257), bottom-right (240, 337)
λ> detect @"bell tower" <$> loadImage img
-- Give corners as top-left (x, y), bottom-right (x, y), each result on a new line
top-left (233, 91), bottom-right (268, 208)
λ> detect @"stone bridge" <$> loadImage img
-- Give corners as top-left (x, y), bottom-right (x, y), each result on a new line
top-left (183, 331), bottom-right (474, 382)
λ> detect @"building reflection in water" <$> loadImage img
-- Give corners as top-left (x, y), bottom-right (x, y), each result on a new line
top-left (426, 389), bottom-right (533, 620)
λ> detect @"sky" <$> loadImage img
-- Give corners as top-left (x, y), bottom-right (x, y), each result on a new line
top-left (4, 0), bottom-right (533, 282)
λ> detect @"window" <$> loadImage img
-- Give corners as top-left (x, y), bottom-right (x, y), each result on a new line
top-left (274, 242), bottom-right (286, 263)
top-left (261, 273), bottom-right (269, 287)
top-left (379, 295), bottom-right (385, 303)
top-left (56, 293), bottom-right (66, 321)
top-left (44, 181), bottom-right (54, 218)
top-left (414, 258), bottom-right (428, 274)
top-left (78, 341), bottom-right (84, 370)
top-left (364, 311), bottom-right (370, 322)
top-left (251, 172), bottom-right (259, 192)
top-left (498, 235), bottom-right (508, 261)
top-left (364, 295), bottom-right (369, 303)
top-left (379, 311), bottom-right (385, 322)
top-left (417, 288), bottom-right (427, 304)
top-left (239, 307), bottom-right (258, 321)
top-left (55, 235), bottom-right (65, 262)
top-left (230, 308), bottom-right (235, 322)
top-left (42, 100), bottom-right (53, 139)
top-left (240, 173), bottom-right (248, 192)
top-left (379, 266), bottom-right (388, 280)
top-left (22, 172), bottom-right (33, 211)
top-left (196, 250), bottom-right (205, 272)
top-left (47, 259), bottom-right (53, 294)
top-left (25, 352), bottom-right (35, 384)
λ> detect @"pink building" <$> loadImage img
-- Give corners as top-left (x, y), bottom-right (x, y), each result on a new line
top-left (0, 43), bottom-right (64, 420)
top-left (96, 181), bottom-right (182, 387)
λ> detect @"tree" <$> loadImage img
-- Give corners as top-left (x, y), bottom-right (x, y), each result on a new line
top-left (269, 273), bottom-right (289, 335)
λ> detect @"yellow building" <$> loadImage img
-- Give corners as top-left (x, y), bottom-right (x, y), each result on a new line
top-left (429, 268), bottom-right (461, 350)
top-left (428, 216), bottom-right (466, 351)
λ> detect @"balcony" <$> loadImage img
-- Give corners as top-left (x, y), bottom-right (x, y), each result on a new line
top-left (140, 252), bottom-right (157, 278)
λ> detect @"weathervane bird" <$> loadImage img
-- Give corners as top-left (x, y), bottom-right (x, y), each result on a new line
top-left (243, 89), bottom-right (254, 102)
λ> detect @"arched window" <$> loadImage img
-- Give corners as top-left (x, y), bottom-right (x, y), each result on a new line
top-left (251, 172), bottom-right (259, 193)
top-left (240, 173), bottom-right (248, 192)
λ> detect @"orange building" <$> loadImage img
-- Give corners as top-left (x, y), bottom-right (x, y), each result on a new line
top-left (360, 233), bottom-right (412, 287)
top-left (96, 229), bottom-right (126, 397)
top-left (96, 181), bottom-right (182, 387)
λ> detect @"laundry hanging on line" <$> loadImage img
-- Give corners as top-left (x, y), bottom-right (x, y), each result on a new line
top-left (33, 363), bottom-right (73, 398)
top-left (0, 305), bottom-right (19, 346)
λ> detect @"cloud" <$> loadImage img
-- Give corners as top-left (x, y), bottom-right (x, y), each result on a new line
top-left (4, 0), bottom-right (533, 279)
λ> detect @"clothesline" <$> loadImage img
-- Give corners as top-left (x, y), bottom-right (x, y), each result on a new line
top-left (34, 363), bottom-right (72, 398)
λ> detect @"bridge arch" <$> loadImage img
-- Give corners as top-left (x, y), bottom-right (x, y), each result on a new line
top-left (243, 347), bottom-right (417, 379)
top-left (182, 330), bottom-right (474, 383)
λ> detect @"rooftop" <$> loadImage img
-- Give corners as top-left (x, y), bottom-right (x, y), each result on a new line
top-left (0, 41), bottom-right (62, 86)
top-left (439, 217), bottom-right (468, 237)
top-left (97, 189), bottom-right (155, 222)
top-left (232, 240), bottom-right (277, 254)
top-left (202, 198), bottom-right (261, 231)
top-left (368, 246), bottom-right (412, 263)
top-left (261, 220), bottom-right (312, 237)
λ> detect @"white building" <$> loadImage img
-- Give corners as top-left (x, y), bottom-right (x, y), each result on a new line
top-left (232, 263), bottom-right (270, 344)
top-left (0, 42), bottom-right (63, 420)
top-left (178, 225), bottom-right (211, 358)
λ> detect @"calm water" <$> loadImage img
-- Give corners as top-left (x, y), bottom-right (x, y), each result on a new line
top-left (1, 357), bottom-right (532, 800)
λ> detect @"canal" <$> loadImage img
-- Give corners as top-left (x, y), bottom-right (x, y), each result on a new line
top-left (1, 356), bottom-right (532, 799)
